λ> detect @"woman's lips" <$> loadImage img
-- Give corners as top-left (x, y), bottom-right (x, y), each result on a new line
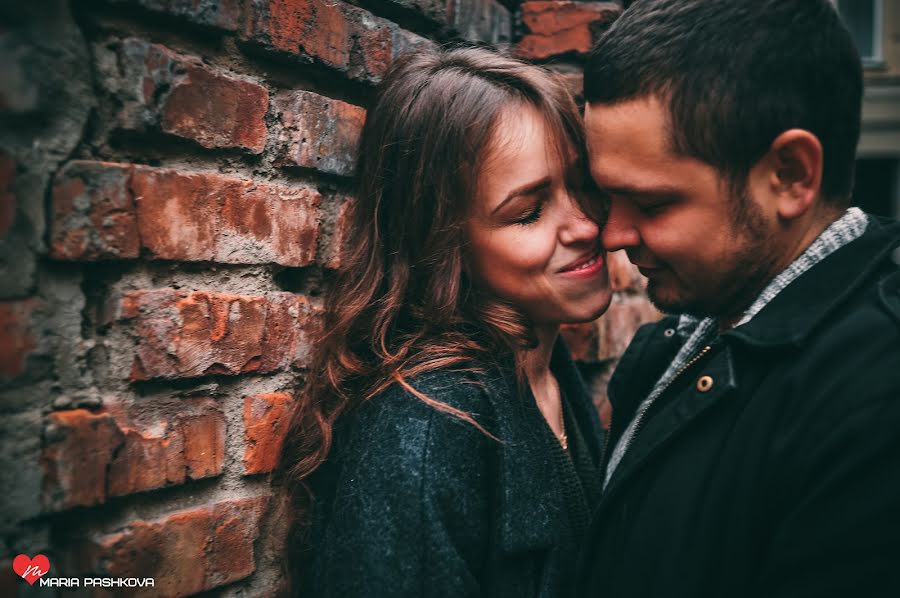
top-left (559, 249), bottom-right (606, 278)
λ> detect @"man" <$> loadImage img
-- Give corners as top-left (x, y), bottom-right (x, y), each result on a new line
top-left (579, 1), bottom-right (900, 596)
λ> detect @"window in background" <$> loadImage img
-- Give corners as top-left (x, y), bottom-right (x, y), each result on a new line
top-left (837, 0), bottom-right (884, 66)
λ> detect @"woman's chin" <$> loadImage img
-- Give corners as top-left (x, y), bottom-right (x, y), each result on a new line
top-left (559, 291), bottom-right (613, 325)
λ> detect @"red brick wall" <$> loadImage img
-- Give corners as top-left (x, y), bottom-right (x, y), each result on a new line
top-left (0, 1), bottom-right (656, 595)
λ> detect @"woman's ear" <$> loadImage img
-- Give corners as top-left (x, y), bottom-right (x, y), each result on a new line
top-left (766, 129), bottom-right (824, 221)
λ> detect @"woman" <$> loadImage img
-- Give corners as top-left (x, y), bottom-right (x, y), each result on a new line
top-left (281, 46), bottom-right (612, 597)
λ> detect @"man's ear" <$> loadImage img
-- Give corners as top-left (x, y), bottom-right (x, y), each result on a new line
top-left (766, 129), bottom-right (824, 220)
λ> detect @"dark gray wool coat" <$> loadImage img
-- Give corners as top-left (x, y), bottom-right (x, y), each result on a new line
top-left (298, 340), bottom-right (605, 598)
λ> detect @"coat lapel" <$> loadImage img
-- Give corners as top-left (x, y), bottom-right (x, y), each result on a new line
top-left (484, 367), bottom-right (564, 554)
top-left (600, 344), bottom-right (739, 505)
top-left (482, 348), bottom-right (572, 555)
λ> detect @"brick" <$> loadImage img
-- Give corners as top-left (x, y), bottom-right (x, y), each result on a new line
top-left (321, 196), bottom-right (353, 269)
top-left (243, 0), bottom-right (404, 83)
top-left (273, 91), bottom-right (366, 177)
top-left (598, 296), bottom-right (660, 361)
top-left (51, 161), bottom-right (139, 260)
top-left (607, 249), bottom-right (646, 292)
top-left (0, 151), bottom-right (16, 238)
top-left (103, 38), bottom-right (268, 153)
top-left (216, 177), bottom-right (320, 267)
top-left (41, 399), bottom-right (225, 511)
top-left (51, 161), bottom-right (320, 266)
top-left (244, 392), bottom-right (294, 474)
top-left (516, 1), bottom-right (620, 60)
top-left (81, 496), bottom-right (269, 596)
top-left (261, 293), bottom-right (324, 371)
top-left (131, 166), bottom-right (217, 261)
top-left (108, 0), bottom-right (243, 31)
top-left (0, 298), bottom-right (39, 379)
top-left (391, 26), bottom-right (438, 59)
top-left (561, 295), bottom-right (660, 363)
top-left (118, 289), bottom-right (322, 381)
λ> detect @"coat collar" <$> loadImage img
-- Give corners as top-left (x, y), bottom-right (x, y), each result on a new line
top-left (725, 216), bottom-right (900, 348)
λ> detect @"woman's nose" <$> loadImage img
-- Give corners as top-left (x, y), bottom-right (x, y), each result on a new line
top-left (559, 200), bottom-right (600, 246)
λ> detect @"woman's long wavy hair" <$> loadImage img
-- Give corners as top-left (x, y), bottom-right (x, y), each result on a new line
top-left (281, 45), bottom-right (587, 587)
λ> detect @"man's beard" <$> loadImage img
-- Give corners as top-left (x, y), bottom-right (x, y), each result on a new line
top-left (646, 191), bottom-right (777, 321)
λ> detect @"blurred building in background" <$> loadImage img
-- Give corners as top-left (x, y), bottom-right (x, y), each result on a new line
top-left (837, 0), bottom-right (900, 218)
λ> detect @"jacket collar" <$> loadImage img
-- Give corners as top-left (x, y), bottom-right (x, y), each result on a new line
top-left (726, 216), bottom-right (900, 348)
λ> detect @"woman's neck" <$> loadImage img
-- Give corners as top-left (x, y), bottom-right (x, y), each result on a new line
top-left (521, 323), bottom-right (566, 441)
top-left (521, 324), bottom-right (560, 388)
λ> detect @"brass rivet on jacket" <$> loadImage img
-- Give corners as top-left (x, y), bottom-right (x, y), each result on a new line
top-left (696, 375), bottom-right (714, 392)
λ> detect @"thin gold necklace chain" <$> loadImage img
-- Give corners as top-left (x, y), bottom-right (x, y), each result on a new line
top-left (551, 375), bottom-right (568, 450)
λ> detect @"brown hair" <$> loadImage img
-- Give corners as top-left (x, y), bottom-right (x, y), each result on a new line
top-left (280, 45), bottom-right (587, 586)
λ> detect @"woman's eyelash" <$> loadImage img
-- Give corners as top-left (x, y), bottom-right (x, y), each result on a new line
top-left (514, 203), bottom-right (544, 225)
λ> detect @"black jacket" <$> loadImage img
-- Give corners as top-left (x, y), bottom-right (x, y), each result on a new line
top-left (577, 216), bottom-right (900, 597)
top-left (302, 341), bottom-right (605, 598)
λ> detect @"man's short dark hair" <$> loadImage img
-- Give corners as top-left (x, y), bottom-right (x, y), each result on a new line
top-left (584, 0), bottom-right (863, 205)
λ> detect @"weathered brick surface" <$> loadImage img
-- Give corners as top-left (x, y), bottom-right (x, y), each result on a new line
top-left (51, 161), bottom-right (320, 266)
top-left (0, 298), bottom-right (40, 379)
top-left (516, 1), bottom-right (620, 59)
top-left (322, 196), bottom-right (354, 269)
top-left (108, 0), bottom-right (243, 31)
top-left (101, 38), bottom-right (268, 152)
top-left (51, 161), bottom-right (140, 260)
top-left (243, 0), bottom-right (397, 83)
top-left (561, 295), bottom-right (660, 363)
top-left (597, 296), bottom-right (660, 361)
top-left (588, 361), bottom-right (616, 429)
top-left (5, 1), bottom-right (654, 591)
top-left (607, 249), bottom-right (646, 292)
top-left (81, 496), bottom-right (269, 597)
top-left (273, 90), bottom-right (366, 177)
top-left (41, 399), bottom-right (225, 511)
top-left (244, 392), bottom-right (294, 474)
top-left (118, 289), bottom-right (322, 381)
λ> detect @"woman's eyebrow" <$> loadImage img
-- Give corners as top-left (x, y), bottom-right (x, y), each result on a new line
top-left (491, 176), bottom-right (552, 214)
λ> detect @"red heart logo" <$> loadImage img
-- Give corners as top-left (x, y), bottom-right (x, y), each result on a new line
top-left (12, 554), bottom-right (50, 586)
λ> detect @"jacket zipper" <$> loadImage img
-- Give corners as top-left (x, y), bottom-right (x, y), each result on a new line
top-left (604, 343), bottom-right (714, 485)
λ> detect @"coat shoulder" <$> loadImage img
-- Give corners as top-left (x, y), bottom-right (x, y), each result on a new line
top-left (342, 368), bottom-right (499, 480)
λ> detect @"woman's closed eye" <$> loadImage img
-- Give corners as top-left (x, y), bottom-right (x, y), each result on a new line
top-left (512, 201), bottom-right (545, 226)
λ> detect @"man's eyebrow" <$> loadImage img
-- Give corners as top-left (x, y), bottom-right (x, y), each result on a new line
top-left (598, 184), bottom-right (680, 198)
top-left (491, 176), bottom-right (552, 215)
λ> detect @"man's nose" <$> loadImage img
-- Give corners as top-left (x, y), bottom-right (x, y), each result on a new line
top-left (602, 198), bottom-right (641, 252)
